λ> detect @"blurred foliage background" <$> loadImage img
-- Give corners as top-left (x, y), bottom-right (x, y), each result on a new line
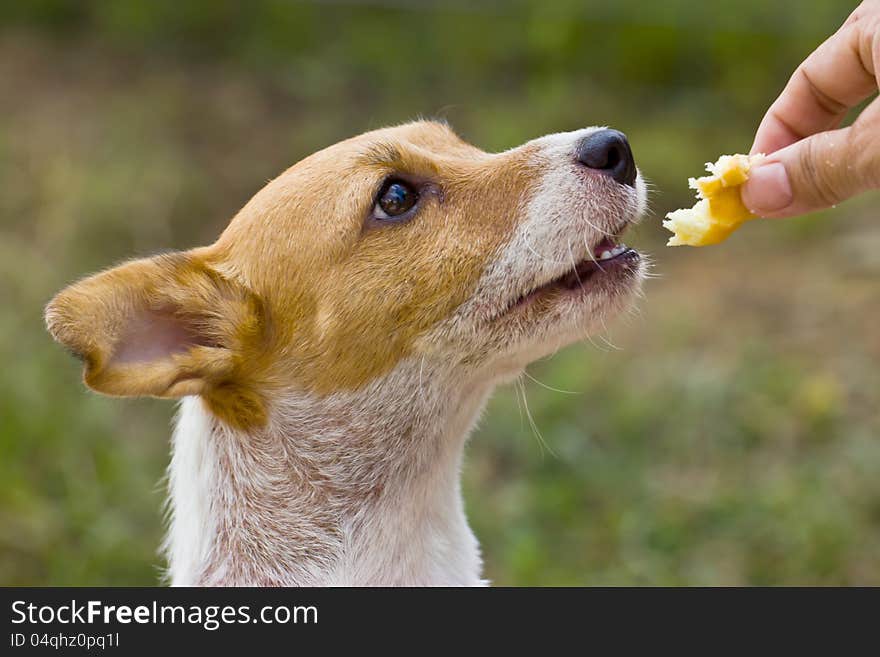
top-left (2, 0), bottom-right (879, 585)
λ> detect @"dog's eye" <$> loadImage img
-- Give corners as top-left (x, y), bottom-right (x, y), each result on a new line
top-left (373, 180), bottom-right (419, 220)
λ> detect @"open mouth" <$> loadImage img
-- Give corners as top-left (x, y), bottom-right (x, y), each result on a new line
top-left (505, 235), bottom-right (640, 313)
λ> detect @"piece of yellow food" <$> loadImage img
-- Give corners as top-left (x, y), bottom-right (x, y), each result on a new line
top-left (663, 153), bottom-right (764, 246)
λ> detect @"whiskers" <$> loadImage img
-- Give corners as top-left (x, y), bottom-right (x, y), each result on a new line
top-left (566, 241), bottom-right (590, 294)
top-left (522, 368), bottom-right (580, 395)
top-left (515, 376), bottom-right (557, 459)
top-left (638, 252), bottom-right (661, 280)
top-left (521, 229), bottom-right (568, 266)
top-left (580, 233), bottom-right (607, 273)
top-left (595, 318), bottom-right (623, 351)
top-left (583, 214), bottom-right (616, 240)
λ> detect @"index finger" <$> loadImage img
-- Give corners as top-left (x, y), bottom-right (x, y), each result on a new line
top-left (751, 9), bottom-right (878, 155)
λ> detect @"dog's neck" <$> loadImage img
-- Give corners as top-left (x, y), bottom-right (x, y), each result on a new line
top-left (164, 360), bottom-right (494, 586)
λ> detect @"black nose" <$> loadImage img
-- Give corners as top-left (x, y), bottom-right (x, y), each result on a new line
top-left (575, 129), bottom-right (637, 187)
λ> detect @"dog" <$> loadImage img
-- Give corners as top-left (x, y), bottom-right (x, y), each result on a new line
top-left (45, 121), bottom-right (647, 585)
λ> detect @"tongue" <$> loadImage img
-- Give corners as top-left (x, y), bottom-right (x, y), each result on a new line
top-left (592, 237), bottom-right (618, 258)
top-left (557, 237), bottom-right (625, 290)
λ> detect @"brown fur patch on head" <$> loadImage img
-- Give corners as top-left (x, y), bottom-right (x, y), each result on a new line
top-left (213, 121), bottom-right (540, 393)
top-left (46, 121), bottom-right (547, 424)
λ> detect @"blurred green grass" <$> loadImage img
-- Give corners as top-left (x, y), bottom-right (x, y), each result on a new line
top-left (1, 0), bottom-right (879, 585)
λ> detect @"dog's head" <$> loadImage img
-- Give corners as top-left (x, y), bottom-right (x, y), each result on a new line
top-left (46, 121), bottom-right (646, 427)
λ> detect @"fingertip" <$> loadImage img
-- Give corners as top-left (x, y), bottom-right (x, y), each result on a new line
top-left (742, 162), bottom-right (794, 216)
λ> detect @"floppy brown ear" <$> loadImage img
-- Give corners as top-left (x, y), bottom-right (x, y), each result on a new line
top-left (45, 252), bottom-right (268, 424)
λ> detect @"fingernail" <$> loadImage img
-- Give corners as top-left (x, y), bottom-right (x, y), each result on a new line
top-left (742, 162), bottom-right (793, 215)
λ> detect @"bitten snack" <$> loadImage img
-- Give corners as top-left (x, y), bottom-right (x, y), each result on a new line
top-left (663, 153), bottom-right (765, 246)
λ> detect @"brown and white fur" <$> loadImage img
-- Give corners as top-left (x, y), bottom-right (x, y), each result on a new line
top-left (46, 121), bottom-right (647, 586)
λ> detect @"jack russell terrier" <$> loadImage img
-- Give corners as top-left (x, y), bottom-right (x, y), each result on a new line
top-left (46, 121), bottom-right (647, 586)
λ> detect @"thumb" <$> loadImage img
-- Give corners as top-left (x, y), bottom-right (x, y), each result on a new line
top-left (742, 125), bottom-right (876, 218)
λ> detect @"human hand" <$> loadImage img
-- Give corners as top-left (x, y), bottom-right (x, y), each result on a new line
top-left (742, 1), bottom-right (880, 218)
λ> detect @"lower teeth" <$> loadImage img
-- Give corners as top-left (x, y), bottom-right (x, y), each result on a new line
top-left (598, 244), bottom-right (628, 260)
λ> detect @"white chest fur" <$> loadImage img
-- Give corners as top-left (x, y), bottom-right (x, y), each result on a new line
top-left (163, 362), bottom-right (493, 586)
